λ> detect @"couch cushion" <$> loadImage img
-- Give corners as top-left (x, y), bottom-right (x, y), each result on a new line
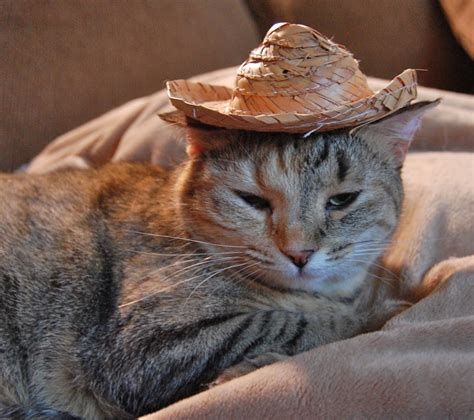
top-left (0, 0), bottom-right (259, 171)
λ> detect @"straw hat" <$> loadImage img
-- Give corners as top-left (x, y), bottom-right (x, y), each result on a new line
top-left (165, 22), bottom-right (418, 133)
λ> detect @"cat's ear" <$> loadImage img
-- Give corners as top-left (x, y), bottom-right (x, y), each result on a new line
top-left (159, 110), bottom-right (230, 157)
top-left (184, 125), bottom-right (232, 157)
top-left (351, 99), bottom-right (440, 163)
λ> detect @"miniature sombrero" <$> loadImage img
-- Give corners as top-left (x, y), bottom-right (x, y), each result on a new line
top-left (165, 22), bottom-right (418, 133)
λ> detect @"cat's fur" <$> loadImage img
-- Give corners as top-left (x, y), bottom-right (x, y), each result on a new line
top-left (0, 103), bottom-right (434, 418)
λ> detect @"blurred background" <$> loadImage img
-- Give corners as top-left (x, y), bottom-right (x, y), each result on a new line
top-left (1, 0), bottom-right (473, 171)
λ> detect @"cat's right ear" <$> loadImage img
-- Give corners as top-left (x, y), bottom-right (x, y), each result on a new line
top-left (351, 99), bottom-right (440, 164)
top-left (159, 110), bottom-right (230, 157)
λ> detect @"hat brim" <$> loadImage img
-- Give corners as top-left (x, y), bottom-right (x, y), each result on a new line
top-left (167, 69), bottom-right (417, 133)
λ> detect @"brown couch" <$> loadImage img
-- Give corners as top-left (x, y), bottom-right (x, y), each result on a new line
top-left (1, 0), bottom-right (473, 172)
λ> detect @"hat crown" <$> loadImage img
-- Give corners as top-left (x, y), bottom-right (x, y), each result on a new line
top-left (229, 22), bottom-right (373, 115)
top-left (165, 22), bottom-right (417, 133)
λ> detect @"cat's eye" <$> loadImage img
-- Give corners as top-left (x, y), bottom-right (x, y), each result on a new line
top-left (326, 192), bottom-right (360, 210)
top-left (234, 190), bottom-right (271, 211)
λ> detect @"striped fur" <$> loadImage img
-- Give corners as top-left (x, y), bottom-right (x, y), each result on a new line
top-left (0, 106), bottom-right (430, 417)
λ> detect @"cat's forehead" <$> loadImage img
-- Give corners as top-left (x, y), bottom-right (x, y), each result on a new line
top-left (236, 131), bottom-right (352, 164)
top-left (211, 131), bottom-right (364, 190)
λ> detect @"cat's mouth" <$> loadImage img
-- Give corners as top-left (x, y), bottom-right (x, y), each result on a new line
top-left (247, 262), bottom-right (327, 290)
top-left (251, 269), bottom-right (335, 294)
top-left (291, 265), bottom-right (317, 280)
top-left (239, 245), bottom-right (371, 295)
top-left (244, 252), bottom-right (367, 296)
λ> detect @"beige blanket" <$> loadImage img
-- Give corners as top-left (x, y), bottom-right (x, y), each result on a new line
top-left (29, 68), bottom-right (474, 418)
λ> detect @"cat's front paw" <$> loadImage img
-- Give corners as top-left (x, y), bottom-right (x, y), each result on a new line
top-left (210, 352), bottom-right (287, 387)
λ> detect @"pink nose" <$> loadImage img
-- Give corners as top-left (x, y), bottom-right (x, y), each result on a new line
top-left (282, 249), bottom-right (314, 268)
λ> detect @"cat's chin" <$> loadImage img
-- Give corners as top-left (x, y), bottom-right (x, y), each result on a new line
top-left (256, 267), bottom-right (367, 298)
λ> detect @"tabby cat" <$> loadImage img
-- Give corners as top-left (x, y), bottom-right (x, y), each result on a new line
top-left (0, 102), bottom-right (434, 418)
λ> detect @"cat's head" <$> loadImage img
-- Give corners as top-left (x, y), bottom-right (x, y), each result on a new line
top-left (175, 102), bottom-right (437, 297)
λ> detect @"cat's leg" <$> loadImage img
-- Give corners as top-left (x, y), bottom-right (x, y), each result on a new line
top-left (89, 299), bottom-right (408, 414)
top-left (212, 298), bottom-right (409, 386)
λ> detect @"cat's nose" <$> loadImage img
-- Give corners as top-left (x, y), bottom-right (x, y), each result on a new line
top-left (282, 249), bottom-right (314, 268)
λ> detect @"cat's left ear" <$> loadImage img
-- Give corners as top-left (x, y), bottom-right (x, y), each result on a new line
top-left (159, 110), bottom-right (230, 157)
top-left (184, 125), bottom-right (232, 157)
top-left (351, 99), bottom-right (440, 163)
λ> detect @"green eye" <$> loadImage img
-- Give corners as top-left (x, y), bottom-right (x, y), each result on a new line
top-left (234, 191), bottom-right (271, 211)
top-left (327, 192), bottom-right (360, 210)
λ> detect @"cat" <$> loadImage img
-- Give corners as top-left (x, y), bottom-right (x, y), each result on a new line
top-left (0, 101), bottom-right (435, 419)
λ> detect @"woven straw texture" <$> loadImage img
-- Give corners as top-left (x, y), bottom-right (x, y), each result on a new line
top-left (166, 23), bottom-right (418, 133)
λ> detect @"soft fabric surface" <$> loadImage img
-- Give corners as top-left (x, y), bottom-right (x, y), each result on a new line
top-left (28, 67), bottom-right (474, 417)
top-left (0, 1), bottom-right (258, 171)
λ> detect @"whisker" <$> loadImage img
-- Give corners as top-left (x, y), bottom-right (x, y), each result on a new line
top-left (342, 258), bottom-right (395, 287)
top-left (241, 265), bottom-right (263, 283)
top-left (245, 251), bottom-right (274, 265)
top-left (184, 261), bottom-right (260, 304)
top-left (346, 258), bottom-right (403, 283)
top-left (129, 249), bottom-right (245, 257)
top-left (125, 230), bottom-right (248, 249)
top-left (144, 254), bottom-right (241, 284)
top-left (351, 249), bottom-right (389, 257)
top-left (352, 249), bottom-right (388, 254)
top-left (351, 239), bottom-right (384, 246)
top-left (228, 265), bottom-right (263, 291)
top-left (364, 271), bottom-right (394, 288)
top-left (354, 245), bottom-right (390, 251)
top-left (209, 260), bottom-right (262, 295)
top-left (119, 256), bottom-right (245, 307)
top-left (131, 245), bottom-right (243, 285)
top-left (362, 235), bottom-right (456, 247)
top-left (128, 255), bottom-right (201, 285)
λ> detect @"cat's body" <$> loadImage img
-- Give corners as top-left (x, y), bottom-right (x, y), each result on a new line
top-left (0, 104), bottom-right (433, 418)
